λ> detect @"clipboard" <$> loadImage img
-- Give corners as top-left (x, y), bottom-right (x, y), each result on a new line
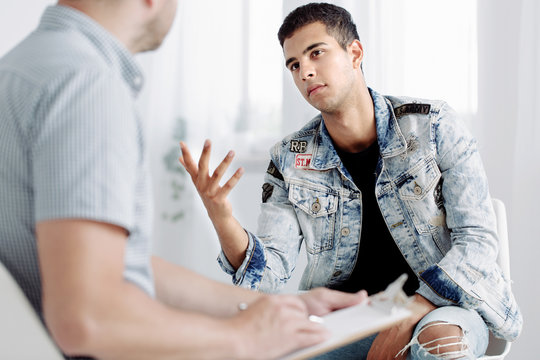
top-left (282, 274), bottom-right (416, 360)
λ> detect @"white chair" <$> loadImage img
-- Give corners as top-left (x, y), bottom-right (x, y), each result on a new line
top-left (479, 198), bottom-right (512, 359)
top-left (0, 261), bottom-right (64, 359)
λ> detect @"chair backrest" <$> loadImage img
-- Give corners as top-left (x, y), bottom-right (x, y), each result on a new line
top-left (0, 262), bottom-right (64, 360)
top-left (480, 198), bottom-right (511, 359)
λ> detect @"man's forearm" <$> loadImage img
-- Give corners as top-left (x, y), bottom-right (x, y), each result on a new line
top-left (152, 256), bottom-right (259, 316)
top-left (210, 215), bottom-right (250, 270)
top-left (42, 267), bottom-right (247, 359)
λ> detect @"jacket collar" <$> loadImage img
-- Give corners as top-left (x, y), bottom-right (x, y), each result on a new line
top-left (371, 88), bottom-right (408, 158)
top-left (310, 88), bottom-right (407, 170)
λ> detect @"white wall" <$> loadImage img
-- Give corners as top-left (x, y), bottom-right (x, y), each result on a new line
top-left (0, 1), bottom-right (54, 55)
top-left (476, 1), bottom-right (540, 358)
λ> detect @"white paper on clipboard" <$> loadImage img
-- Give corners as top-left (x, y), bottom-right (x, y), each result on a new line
top-left (282, 274), bottom-right (415, 360)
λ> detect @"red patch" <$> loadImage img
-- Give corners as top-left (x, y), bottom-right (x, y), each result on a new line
top-left (295, 154), bottom-right (312, 169)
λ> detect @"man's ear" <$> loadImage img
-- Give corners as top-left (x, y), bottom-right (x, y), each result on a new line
top-left (349, 39), bottom-right (364, 70)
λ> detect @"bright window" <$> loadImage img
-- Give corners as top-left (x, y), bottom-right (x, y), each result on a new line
top-left (363, 0), bottom-right (478, 115)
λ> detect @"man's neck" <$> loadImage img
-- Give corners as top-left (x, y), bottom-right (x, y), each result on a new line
top-left (322, 87), bottom-right (377, 153)
top-left (57, 0), bottom-right (141, 53)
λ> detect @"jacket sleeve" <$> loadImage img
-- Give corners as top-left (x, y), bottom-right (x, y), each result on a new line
top-left (416, 103), bottom-right (522, 341)
top-left (217, 159), bottom-right (304, 293)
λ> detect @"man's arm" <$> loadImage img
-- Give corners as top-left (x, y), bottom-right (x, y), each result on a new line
top-left (36, 219), bottom-right (331, 359)
top-left (153, 256), bottom-right (368, 317)
top-left (180, 140), bottom-right (310, 292)
top-left (152, 256), bottom-right (261, 317)
top-left (179, 140), bottom-right (248, 269)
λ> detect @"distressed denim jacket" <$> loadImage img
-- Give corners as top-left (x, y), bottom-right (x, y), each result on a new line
top-left (218, 89), bottom-right (522, 341)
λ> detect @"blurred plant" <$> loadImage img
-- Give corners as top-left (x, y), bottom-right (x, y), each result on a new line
top-left (161, 117), bottom-right (187, 223)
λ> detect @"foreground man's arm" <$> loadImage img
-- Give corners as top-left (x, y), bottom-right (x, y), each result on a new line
top-left (37, 219), bottom-right (325, 359)
top-left (37, 219), bottom-right (366, 359)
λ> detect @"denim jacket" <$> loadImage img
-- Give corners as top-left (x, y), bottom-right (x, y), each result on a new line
top-left (218, 89), bottom-right (522, 341)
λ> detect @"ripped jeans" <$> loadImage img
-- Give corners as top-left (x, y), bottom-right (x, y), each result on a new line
top-left (313, 306), bottom-right (489, 360)
top-left (404, 306), bottom-right (489, 359)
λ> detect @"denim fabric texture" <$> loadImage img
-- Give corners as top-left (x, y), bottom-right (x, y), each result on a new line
top-left (218, 88), bottom-right (522, 341)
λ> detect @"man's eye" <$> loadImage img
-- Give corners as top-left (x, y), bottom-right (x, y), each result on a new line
top-left (312, 49), bottom-right (323, 57)
top-left (290, 63), bottom-right (299, 71)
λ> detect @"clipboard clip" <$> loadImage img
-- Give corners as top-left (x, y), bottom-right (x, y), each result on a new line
top-left (369, 274), bottom-right (412, 315)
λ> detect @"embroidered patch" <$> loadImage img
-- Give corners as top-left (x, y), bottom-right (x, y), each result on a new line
top-left (295, 154), bottom-right (312, 169)
top-left (262, 183), bottom-right (274, 203)
top-left (394, 103), bottom-right (431, 118)
top-left (266, 161), bottom-right (284, 181)
top-left (290, 140), bottom-right (308, 153)
top-left (433, 181), bottom-right (444, 210)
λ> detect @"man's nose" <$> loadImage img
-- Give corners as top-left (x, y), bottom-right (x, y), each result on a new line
top-left (300, 63), bottom-right (315, 81)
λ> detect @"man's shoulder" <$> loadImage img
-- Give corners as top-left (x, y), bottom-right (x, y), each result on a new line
top-left (1, 28), bottom-right (110, 89)
top-left (383, 94), bottom-right (449, 119)
top-left (271, 115), bottom-right (322, 152)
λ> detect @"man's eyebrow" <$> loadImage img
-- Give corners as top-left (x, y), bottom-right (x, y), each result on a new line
top-left (285, 42), bottom-right (328, 68)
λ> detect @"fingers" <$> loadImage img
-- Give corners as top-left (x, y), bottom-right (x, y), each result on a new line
top-left (178, 141), bottom-right (195, 174)
top-left (231, 295), bottom-right (330, 359)
top-left (220, 166), bottom-right (244, 197)
top-left (179, 141), bottom-right (198, 178)
top-left (259, 296), bottom-right (329, 350)
top-left (208, 150), bottom-right (237, 194)
top-left (197, 139), bottom-right (212, 182)
top-left (301, 287), bottom-right (369, 316)
top-left (323, 288), bottom-right (368, 310)
top-left (179, 140), bottom-right (243, 198)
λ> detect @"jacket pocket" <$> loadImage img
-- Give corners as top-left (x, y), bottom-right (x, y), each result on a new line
top-left (397, 157), bottom-right (443, 235)
top-left (289, 182), bottom-right (338, 254)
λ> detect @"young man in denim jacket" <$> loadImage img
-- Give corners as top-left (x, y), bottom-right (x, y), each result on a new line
top-left (180, 3), bottom-right (522, 359)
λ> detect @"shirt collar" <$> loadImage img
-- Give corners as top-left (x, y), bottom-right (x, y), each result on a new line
top-left (39, 5), bottom-right (144, 96)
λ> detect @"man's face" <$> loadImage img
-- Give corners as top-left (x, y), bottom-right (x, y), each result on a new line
top-left (283, 22), bottom-right (359, 114)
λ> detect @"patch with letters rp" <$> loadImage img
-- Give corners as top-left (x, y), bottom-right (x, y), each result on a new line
top-left (290, 140), bottom-right (308, 153)
top-left (394, 103), bottom-right (431, 118)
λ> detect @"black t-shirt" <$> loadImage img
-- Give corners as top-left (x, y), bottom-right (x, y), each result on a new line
top-left (333, 141), bottom-right (419, 296)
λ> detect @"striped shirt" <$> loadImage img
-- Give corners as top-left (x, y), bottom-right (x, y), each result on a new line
top-left (0, 4), bottom-right (155, 339)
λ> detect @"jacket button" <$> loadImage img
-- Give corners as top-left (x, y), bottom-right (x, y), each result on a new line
top-left (311, 200), bottom-right (321, 213)
top-left (333, 270), bottom-right (342, 277)
top-left (413, 183), bottom-right (422, 195)
top-left (341, 227), bottom-right (350, 236)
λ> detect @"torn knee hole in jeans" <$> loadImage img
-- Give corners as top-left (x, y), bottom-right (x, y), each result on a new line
top-left (396, 321), bottom-right (474, 359)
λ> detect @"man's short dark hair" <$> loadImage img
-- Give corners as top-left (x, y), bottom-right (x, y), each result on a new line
top-left (278, 2), bottom-right (359, 49)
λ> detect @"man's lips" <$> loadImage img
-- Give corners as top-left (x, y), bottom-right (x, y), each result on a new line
top-left (307, 84), bottom-right (325, 97)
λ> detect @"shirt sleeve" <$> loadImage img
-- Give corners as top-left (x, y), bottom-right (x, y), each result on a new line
top-left (416, 103), bottom-right (522, 341)
top-left (32, 68), bottom-right (139, 232)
